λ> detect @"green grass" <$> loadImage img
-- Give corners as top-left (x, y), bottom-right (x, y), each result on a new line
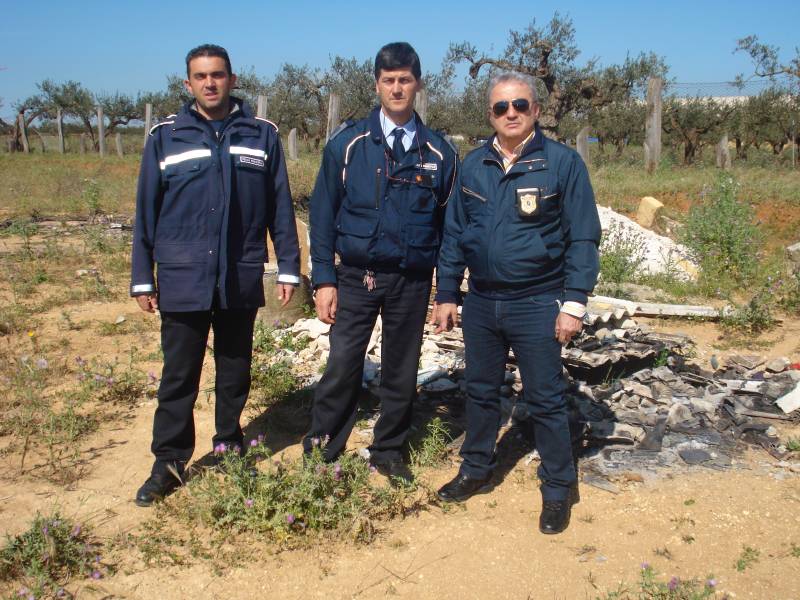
top-left (599, 565), bottom-right (718, 599)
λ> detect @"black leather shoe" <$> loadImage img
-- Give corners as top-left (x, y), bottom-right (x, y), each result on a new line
top-left (436, 472), bottom-right (493, 503)
top-left (371, 460), bottom-right (414, 487)
top-left (539, 486), bottom-right (579, 534)
top-left (135, 468), bottom-right (183, 507)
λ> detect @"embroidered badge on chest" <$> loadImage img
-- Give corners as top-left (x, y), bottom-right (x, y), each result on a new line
top-left (239, 155), bottom-right (265, 168)
top-left (516, 187), bottom-right (540, 217)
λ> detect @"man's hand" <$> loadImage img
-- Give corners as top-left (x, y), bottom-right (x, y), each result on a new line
top-left (430, 302), bottom-right (458, 333)
top-left (314, 284), bottom-right (338, 324)
top-left (555, 311), bottom-right (582, 345)
top-left (135, 294), bottom-right (158, 313)
top-left (277, 283), bottom-right (295, 307)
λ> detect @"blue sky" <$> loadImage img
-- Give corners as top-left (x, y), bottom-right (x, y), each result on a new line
top-left (2, 0), bottom-right (798, 120)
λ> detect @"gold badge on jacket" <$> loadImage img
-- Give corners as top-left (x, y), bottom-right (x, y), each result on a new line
top-left (516, 187), bottom-right (540, 217)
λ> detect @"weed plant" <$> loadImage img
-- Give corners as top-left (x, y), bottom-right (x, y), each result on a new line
top-left (680, 174), bottom-right (762, 291)
top-left (600, 565), bottom-right (718, 599)
top-left (598, 221), bottom-right (648, 296)
top-left (409, 417), bottom-right (452, 471)
top-left (164, 443), bottom-right (426, 545)
top-left (0, 512), bottom-right (110, 598)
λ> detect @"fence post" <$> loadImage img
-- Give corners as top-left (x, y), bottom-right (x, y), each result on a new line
top-left (415, 89), bottom-right (428, 124)
top-left (325, 93), bottom-right (340, 144)
top-left (56, 108), bottom-right (65, 154)
top-left (115, 132), bottom-right (124, 157)
top-left (97, 106), bottom-right (106, 156)
top-left (257, 95), bottom-right (268, 119)
top-left (715, 134), bottom-right (731, 170)
top-left (79, 133), bottom-right (87, 154)
top-left (288, 127), bottom-right (299, 160)
top-left (644, 77), bottom-right (662, 174)
top-left (143, 103), bottom-right (153, 149)
top-left (576, 126), bottom-right (590, 165)
top-left (18, 113), bottom-right (30, 154)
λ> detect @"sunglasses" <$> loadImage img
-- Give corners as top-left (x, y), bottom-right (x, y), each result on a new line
top-left (491, 98), bottom-right (531, 116)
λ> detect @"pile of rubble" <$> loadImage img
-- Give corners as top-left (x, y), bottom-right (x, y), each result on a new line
top-left (269, 303), bottom-right (799, 487)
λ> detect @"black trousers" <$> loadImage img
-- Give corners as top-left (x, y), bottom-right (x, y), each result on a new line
top-left (303, 265), bottom-right (432, 463)
top-left (151, 307), bottom-right (258, 475)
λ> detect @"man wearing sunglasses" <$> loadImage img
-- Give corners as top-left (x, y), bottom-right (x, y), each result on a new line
top-left (305, 42), bottom-right (458, 483)
top-left (431, 71), bottom-right (601, 534)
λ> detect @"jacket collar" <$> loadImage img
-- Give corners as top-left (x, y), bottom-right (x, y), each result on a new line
top-left (174, 96), bottom-right (252, 129)
top-left (368, 106), bottom-right (429, 150)
top-left (483, 123), bottom-right (545, 162)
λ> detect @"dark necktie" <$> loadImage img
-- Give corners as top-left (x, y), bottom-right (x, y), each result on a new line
top-left (392, 127), bottom-right (405, 161)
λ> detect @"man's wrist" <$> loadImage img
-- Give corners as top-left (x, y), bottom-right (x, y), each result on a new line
top-left (560, 301), bottom-right (586, 319)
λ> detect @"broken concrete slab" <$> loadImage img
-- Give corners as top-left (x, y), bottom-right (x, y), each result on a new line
top-left (776, 383), bottom-right (800, 414)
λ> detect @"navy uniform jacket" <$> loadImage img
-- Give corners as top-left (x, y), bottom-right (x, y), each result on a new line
top-left (436, 125), bottom-right (601, 305)
top-left (309, 107), bottom-right (458, 287)
top-left (130, 98), bottom-right (300, 312)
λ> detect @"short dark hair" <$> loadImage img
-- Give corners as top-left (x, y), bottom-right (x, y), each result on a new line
top-left (374, 42), bottom-right (421, 80)
top-left (185, 44), bottom-right (232, 77)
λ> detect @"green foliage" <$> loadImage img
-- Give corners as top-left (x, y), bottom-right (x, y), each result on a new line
top-left (250, 360), bottom-right (300, 408)
top-left (680, 174), bottom-right (761, 289)
top-left (790, 543), bottom-right (800, 558)
top-left (599, 566), bottom-right (717, 599)
top-left (734, 545), bottom-right (760, 572)
top-left (409, 417), bottom-right (452, 470)
top-left (165, 444), bottom-right (425, 544)
top-left (721, 282), bottom-right (776, 334)
top-left (599, 221), bottom-right (647, 294)
top-left (81, 178), bottom-right (102, 216)
top-left (0, 512), bottom-right (109, 598)
top-left (786, 438), bottom-right (800, 452)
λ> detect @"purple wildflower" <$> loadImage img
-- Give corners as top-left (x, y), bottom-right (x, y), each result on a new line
top-left (75, 356), bottom-right (86, 367)
top-left (94, 374), bottom-right (104, 382)
top-left (71, 524), bottom-right (82, 537)
top-left (41, 525), bottom-right (49, 535)
top-left (369, 465), bottom-right (377, 474)
top-left (233, 444), bottom-right (241, 454)
top-left (91, 570), bottom-right (102, 580)
top-left (250, 439), bottom-right (258, 447)
top-left (95, 555), bottom-right (101, 563)
top-left (17, 587), bottom-right (29, 597)
top-left (640, 562), bottom-right (649, 570)
top-left (257, 434), bottom-right (265, 444)
top-left (106, 377), bottom-right (114, 387)
top-left (707, 579), bottom-right (717, 588)
top-left (333, 463), bottom-right (342, 481)
top-left (286, 513), bottom-right (295, 525)
top-left (667, 576), bottom-right (679, 591)
top-left (244, 499), bottom-right (254, 508)
top-left (315, 464), bottom-right (328, 476)
top-left (35, 358), bottom-right (48, 369)
top-left (311, 437), bottom-right (320, 448)
top-left (147, 371), bottom-right (157, 384)
top-left (213, 443), bottom-right (227, 455)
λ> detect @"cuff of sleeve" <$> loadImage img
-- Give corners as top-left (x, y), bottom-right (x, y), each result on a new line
top-left (560, 301), bottom-right (586, 319)
top-left (277, 273), bottom-right (301, 286)
top-left (130, 283), bottom-right (155, 296)
top-left (564, 289), bottom-right (589, 305)
top-left (311, 264), bottom-right (338, 289)
top-left (435, 290), bottom-right (461, 305)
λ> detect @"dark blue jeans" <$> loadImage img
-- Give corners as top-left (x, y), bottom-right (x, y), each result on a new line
top-left (459, 289), bottom-right (576, 501)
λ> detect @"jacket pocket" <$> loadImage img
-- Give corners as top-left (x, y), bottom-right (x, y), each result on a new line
top-left (154, 241), bottom-right (207, 264)
top-left (494, 225), bottom-right (551, 282)
top-left (335, 209), bottom-right (379, 266)
top-left (404, 224), bottom-right (439, 271)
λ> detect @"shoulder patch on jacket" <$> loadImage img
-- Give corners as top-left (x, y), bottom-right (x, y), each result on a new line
top-left (255, 117), bottom-right (279, 133)
top-left (149, 116), bottom-right (176, 136)
top-left (328, 120), bottom-right (355, 142)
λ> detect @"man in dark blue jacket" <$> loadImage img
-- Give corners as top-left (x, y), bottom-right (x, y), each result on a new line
top-left (305, 42), bottom-right (458, 482)
top-left (431, 71), bottom-right (601, 533)
top-left (130, 44), bottom-right (300, 506)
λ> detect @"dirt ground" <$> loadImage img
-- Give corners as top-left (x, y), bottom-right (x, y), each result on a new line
top-left (1, 233), bottom-right (800, 599)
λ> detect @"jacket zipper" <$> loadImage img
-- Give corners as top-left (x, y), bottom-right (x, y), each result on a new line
top-left (461, 185), bottom-right (488, 203)
top-left (374, 168), bottom-right (382, 209)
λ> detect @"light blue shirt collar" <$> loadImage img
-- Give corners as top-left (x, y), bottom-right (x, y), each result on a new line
top-left (380, 110), bottom-right (416, 151)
